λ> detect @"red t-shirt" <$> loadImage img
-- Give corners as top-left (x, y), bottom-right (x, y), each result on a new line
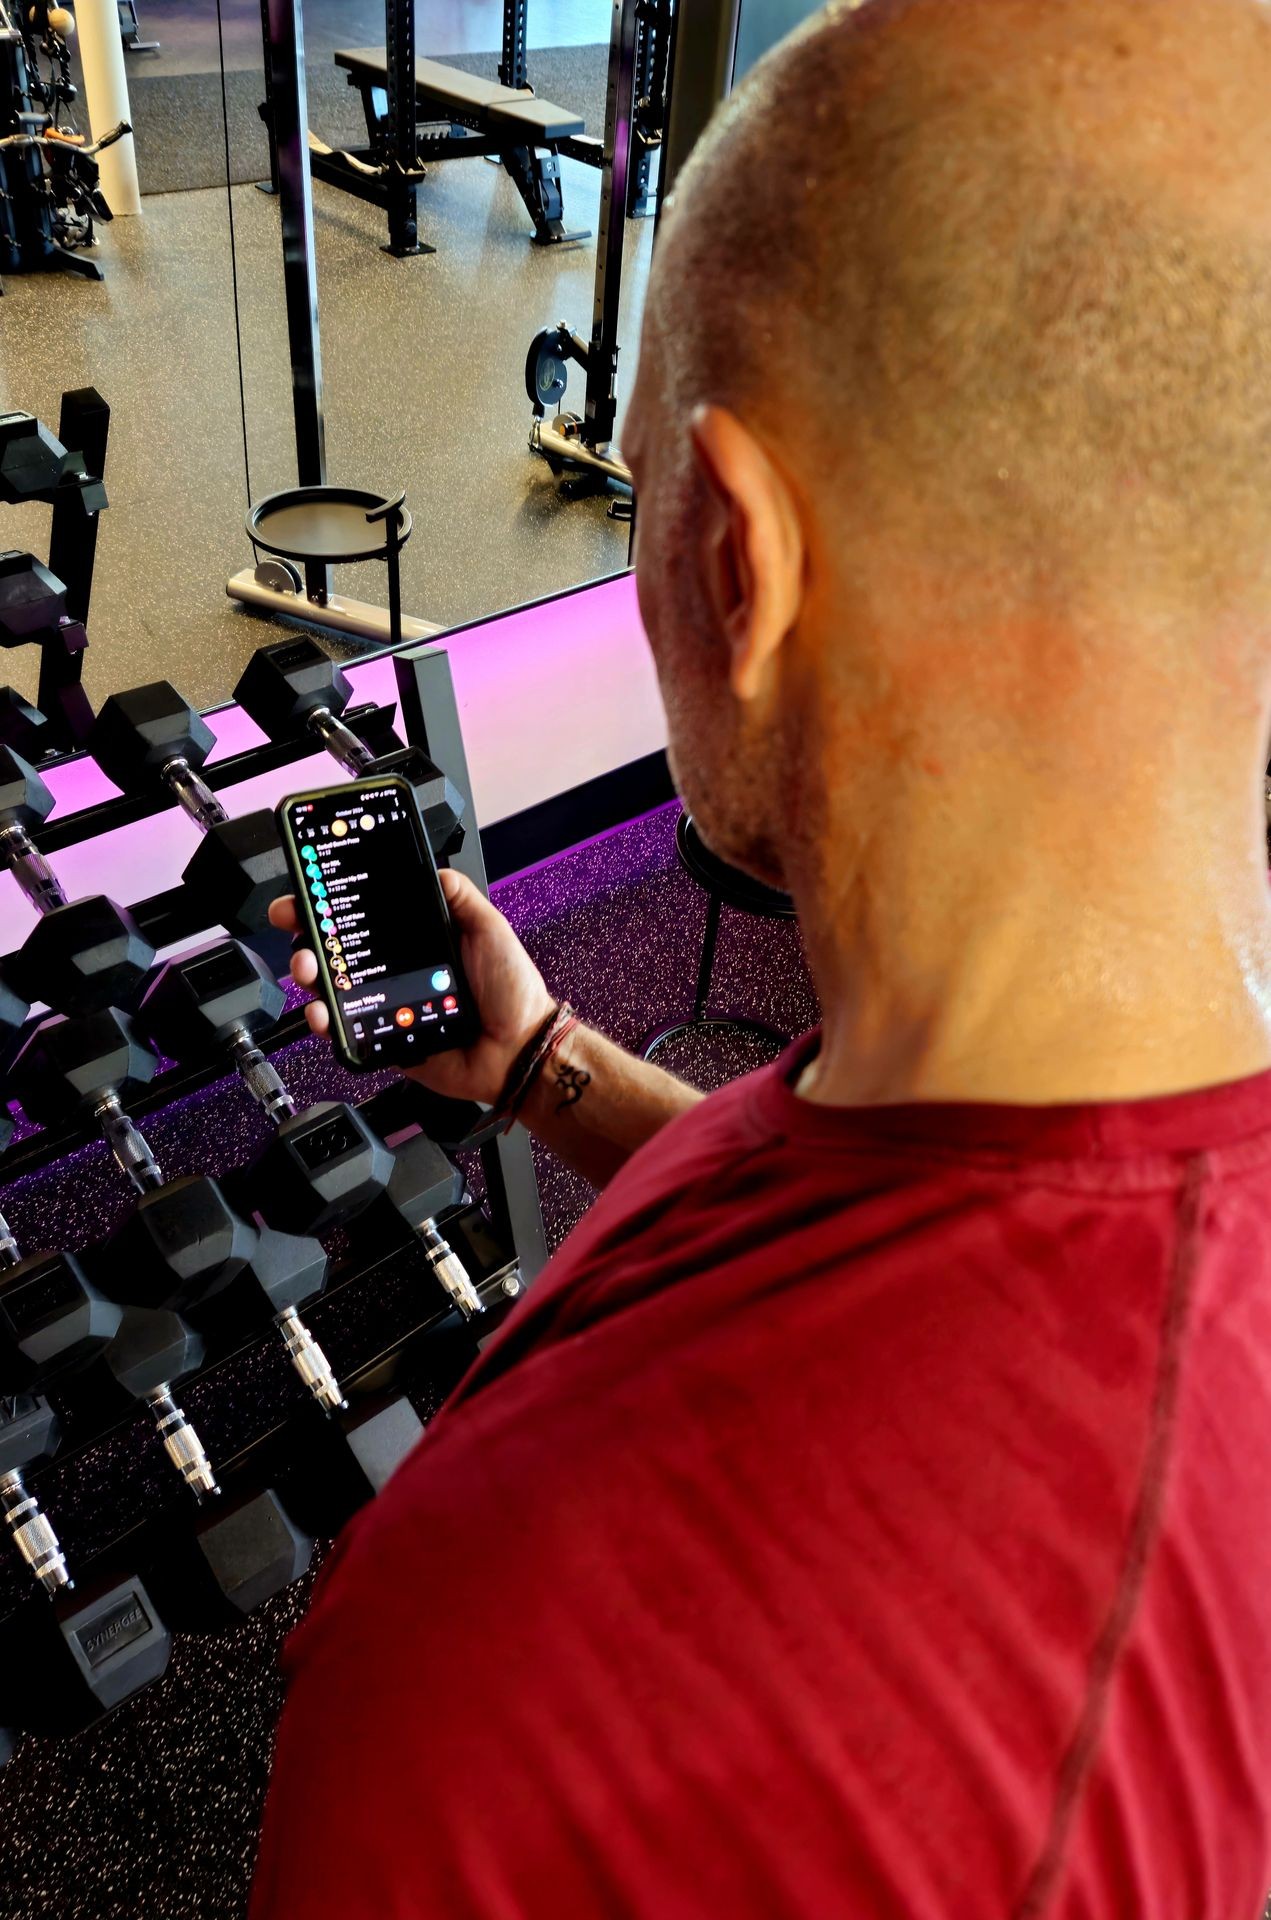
top-left (251, 1035), bottom-right (1271, 1919)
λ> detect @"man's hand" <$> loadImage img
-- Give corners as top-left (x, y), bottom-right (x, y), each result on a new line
top-left (268, 868), bottom-right (556, 1109)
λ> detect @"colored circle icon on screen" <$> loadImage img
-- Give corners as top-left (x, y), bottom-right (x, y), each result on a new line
top-left (430, 969), bottom-right (451, 992)
top-left (335, 975), bottom-right (351, 992)
top-left (325, 937), bottom-right (342, 954)
top-left (321, 918), bottom-right (336, 935)
top-left (331, 819), bottom-right (349, 838)
top-left (443, 995), bottom-right (458, 1012)
top-left (360, 815), bottom-right (375, 832)
top-left (394, 1007), bottom-right (414, 1028)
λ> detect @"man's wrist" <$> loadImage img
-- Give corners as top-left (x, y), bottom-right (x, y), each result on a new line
top-left (491, 1003), bottom-right (582, 1133)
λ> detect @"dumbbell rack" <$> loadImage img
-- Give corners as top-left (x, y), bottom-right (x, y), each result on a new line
top-left (0, 642), bottom-right (546, 1719)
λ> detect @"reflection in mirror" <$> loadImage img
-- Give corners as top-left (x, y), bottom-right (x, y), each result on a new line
top-left (0, 0), bottom-right (253, 714)
top-left (0, 0), bottom-right (673, 718)
top-left (230, 0), bottom-right (668, 664)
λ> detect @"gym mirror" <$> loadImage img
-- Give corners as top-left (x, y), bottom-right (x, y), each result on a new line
top-left (0, 0), bottom-right (255, 713)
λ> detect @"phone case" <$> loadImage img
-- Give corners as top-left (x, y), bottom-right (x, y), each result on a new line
top-left (275, 776), bottom-right (474, 1074)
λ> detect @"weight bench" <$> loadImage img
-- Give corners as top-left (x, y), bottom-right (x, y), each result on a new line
top-left (318, 46), bottom-right (601, 256)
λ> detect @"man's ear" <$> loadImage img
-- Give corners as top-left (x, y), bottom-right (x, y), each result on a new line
top-left (688, 404), bottom-right (805, 703)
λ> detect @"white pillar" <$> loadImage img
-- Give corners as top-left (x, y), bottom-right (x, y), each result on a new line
top-left (69, 0), bottom-right (141, 215)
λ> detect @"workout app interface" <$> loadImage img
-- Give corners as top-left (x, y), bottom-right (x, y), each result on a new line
top-left (289, 785), bottom-right (466, 1063)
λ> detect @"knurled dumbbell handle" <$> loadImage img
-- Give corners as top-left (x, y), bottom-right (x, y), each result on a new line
top-left (161, 756), bottom-right (229, 832)
top-left (419, 1221), bottom-right (484, 1320)
top-left (95, 1094), bottom-right (163, 1194)
top-left (227, 1028), bottom-right (296, 1122)
top-left (0, 1467), bottom-right (70, 1593)
top-left (144, 1388), bottom-right (219, 1500)
top-left (276, 1305), bottom-right (346, 1413)
top-left (307, 707), bottom-right (375, 777)
top-left (0, 820), bottom-right (68, 916)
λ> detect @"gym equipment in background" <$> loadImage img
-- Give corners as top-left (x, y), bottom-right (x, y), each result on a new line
top-left (0, 0), bottom-right (129, 284)
top-left (117, 0), bottom-right (159, 55)
top-left (229, 0), bottom-right (433, 650)
top-left (0, 394), bottom-right (110, 750)
top-left (523, 0), bottom-right (672, 507)
top-left (243, 487), bottom-right (411, 653)
top-left (260, 0), bottom-right (616, 258)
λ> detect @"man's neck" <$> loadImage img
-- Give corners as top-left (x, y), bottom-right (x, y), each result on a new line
top-left (789, 783), bottom-right (1271, 1112)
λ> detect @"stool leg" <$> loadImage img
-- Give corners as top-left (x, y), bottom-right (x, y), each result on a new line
top-left (692, 890), bottom-right (722, 1021)
top-left (386, 531), bottom-right (403, 653)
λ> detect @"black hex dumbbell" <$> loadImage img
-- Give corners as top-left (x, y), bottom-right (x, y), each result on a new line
top-left (0, 1116), bottom-right (314, 1640)
top-left (0, 1396), bottom-right (71, 1598)
top-left (137, 935), bottom-right (479, 1318)
top-left (0, 1187), bottom-right (123, 1595)
top-left (257, 1101), bottom-right (481, 1320)
top-left (0, 552), bottom-right (64, 644)
top-left (233, 636), bottom-right (466, 858)
top-left (0, 745), bottom-right (153, 1015)
top-left (9, 1014), bottom-right (216, 1500)
top-left (11, 1008), bottom-right (345, 1420)
top-left (0, 965), bottom-right (28, 1072)
top-left (88, 682), bottom-right (288, 939)
top-left (0, 1569), bottom-right (171, 1737)
top-left (139, 936), bottom-right (293, 1123)
top-left (0, 1121), bottom-right (317, 1635)
top-left (0, 688), bottom-right (52, 760)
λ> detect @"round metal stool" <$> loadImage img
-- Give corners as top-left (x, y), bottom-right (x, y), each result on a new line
top-left (246, 485), bottom-right (412, 650)
top-left (641, 812), bottom-right (797, 1063)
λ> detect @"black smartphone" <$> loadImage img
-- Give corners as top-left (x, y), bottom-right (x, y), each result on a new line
top-left (276, 774), bottom-right (479, 1073)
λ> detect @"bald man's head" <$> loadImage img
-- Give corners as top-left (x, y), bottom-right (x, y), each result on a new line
top-left (628, 0), bottom-right (1271, 887)
top-left (653, 0), bottom-right (1271, 610)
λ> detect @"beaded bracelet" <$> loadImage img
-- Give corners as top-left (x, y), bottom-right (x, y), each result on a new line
top-left (491, 1001), bottom-right (581, 1135)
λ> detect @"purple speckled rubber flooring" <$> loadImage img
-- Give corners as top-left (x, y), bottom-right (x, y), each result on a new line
top-left (0, 802), bottom-right (819, 1920)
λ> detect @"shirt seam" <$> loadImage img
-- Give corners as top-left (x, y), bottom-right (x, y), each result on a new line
top-left (1011, 1151), bottom-right (1208, 1919)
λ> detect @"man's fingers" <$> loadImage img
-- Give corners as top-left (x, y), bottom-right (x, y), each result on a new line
top-left (269, 895), bottom-right (300, 933)
top-left (305, 998), bottom-right (330, 1035)
top-left (291, 947), bottom-right (319, 988)
top-left (439, 866), bottom-right (504, 936)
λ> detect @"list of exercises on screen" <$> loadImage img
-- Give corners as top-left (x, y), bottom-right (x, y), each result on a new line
top-left (290, 786), bottom-right (465, 1061)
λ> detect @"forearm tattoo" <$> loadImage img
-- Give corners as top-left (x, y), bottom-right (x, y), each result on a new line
top-left (554, 1061), bottom-right (591, 1112)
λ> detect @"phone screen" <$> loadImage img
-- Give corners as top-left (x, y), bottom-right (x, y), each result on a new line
top-left (280, 778), bottom-right (475, 1070)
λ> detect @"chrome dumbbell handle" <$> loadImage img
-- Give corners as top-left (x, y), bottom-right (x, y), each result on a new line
top-left (276, 1305), bottom-right (346, 1413)
top-left (0, 820), bottom-right (68, 917)
top-left (161, 755), bottom-right (229, 833)
top-left (0, 1468), bottom-right (70, 1594)
top-left (145, 1387), bottom-right (219, 1501)
top-left (227, 1027), bottom-right (296, 1123)
top-left (307, 706), bottom-right (375, 778)
top-left (96, 1094), bottom-right (163, 1194)
top-left (420, 1222), bottom-right (484, 1320)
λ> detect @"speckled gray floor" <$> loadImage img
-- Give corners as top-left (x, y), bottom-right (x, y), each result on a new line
top-left (0, 140), bottom-right (646, 710)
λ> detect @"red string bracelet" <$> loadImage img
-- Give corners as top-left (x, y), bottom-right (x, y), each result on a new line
top-left (491, 1002), bottom-right (581, 1135)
